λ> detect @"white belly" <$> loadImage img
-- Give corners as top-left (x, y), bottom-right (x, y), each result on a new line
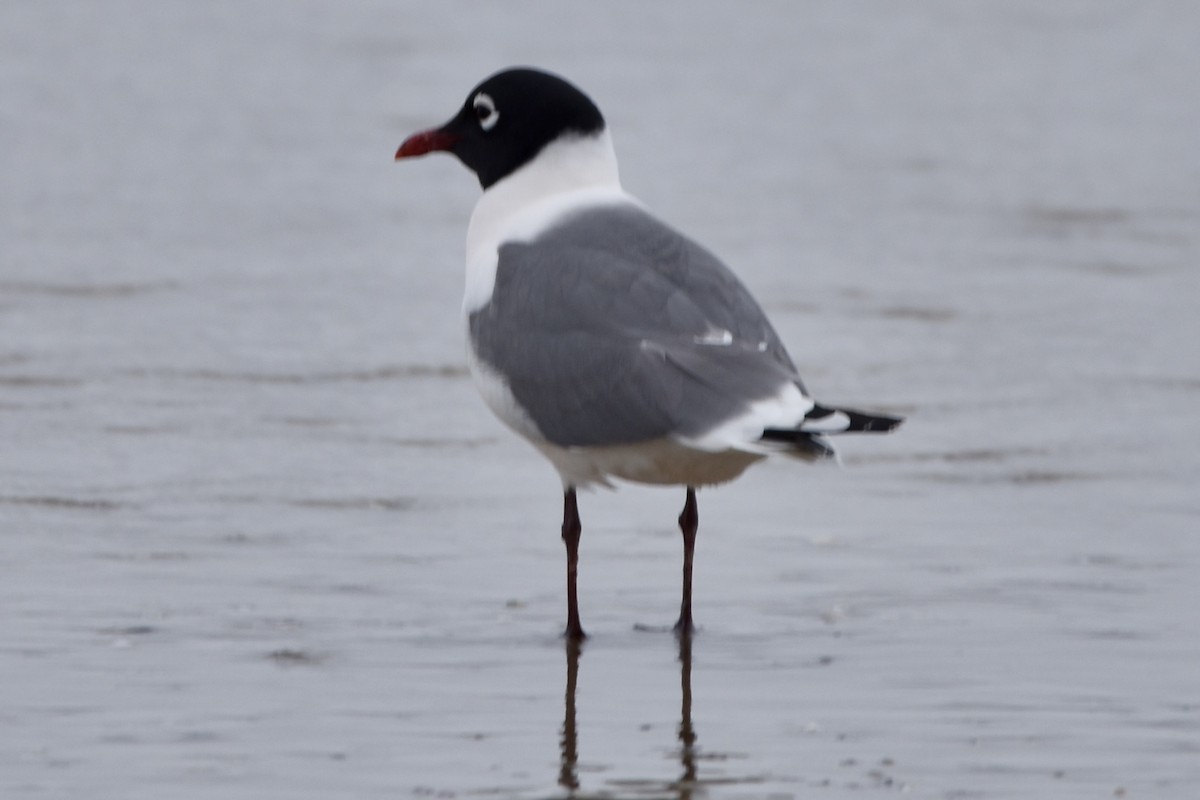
top-left (532, 437), bottom-right (764, 489)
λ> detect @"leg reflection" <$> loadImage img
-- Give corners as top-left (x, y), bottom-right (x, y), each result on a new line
top-left (558, 637), bottom-right (583, 792)
top-left (676, 630), bottom-right (698, 797)
top-left (556, 634), bottom-right (703, 798)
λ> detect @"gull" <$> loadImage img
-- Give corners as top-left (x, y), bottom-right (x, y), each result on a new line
top-left (395, 67), bottom-right (902, 639)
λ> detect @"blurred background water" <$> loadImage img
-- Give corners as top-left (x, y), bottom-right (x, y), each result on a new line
top-left (2, 2), bottom-right (1198, 797)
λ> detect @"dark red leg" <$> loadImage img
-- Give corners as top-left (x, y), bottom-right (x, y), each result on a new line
top-left (673, 487), bottom-right (698, 635)
top-left (562, 488), bottom-right (586, 641)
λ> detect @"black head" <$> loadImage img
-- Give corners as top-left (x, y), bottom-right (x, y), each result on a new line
top-left (395, 67), bottom-right (606, 190)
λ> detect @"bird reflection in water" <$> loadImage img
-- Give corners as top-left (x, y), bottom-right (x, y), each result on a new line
top-left (558, 632), bottom-right (701, 798)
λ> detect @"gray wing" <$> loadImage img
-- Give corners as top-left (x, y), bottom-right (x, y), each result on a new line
top-left (468, 203), bottom-right (806, 448)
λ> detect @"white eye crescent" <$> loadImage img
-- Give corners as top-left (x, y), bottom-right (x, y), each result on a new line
top-left (472, 92), bottom-right (499, 131)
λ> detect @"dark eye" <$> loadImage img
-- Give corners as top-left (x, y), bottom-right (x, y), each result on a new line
top-left (472, 93), bottom-right (499, 131)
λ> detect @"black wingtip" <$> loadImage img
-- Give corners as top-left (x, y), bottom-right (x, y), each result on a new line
top-left (807, 404), bottom-right (904, 433)
top-left (761, 404), bottom-right (904, 446)
top-left (847, 409), bottom-right (904, 432)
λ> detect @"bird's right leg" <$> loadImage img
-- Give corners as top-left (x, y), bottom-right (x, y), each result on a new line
top-left (561, 488), bottom-right (586, 641)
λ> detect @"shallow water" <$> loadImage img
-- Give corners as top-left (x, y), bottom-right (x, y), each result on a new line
top-left (3, 1), bottom-right (1199, 797)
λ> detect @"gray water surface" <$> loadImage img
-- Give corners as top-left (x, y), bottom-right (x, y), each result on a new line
top-left (3, 2), bottom-right (1199, 797)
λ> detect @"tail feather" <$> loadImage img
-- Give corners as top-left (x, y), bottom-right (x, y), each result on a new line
top-left (760, 403), bottom-right (903, 455)
top-left (755, 429), bottom-right (837, 460)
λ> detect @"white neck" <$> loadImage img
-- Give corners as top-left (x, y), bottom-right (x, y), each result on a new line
top-left (462, 129), bottom-right (631, 313)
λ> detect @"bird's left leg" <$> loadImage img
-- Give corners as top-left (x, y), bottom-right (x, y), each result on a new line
top-left (673, 486), bottom-right (698, 635)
